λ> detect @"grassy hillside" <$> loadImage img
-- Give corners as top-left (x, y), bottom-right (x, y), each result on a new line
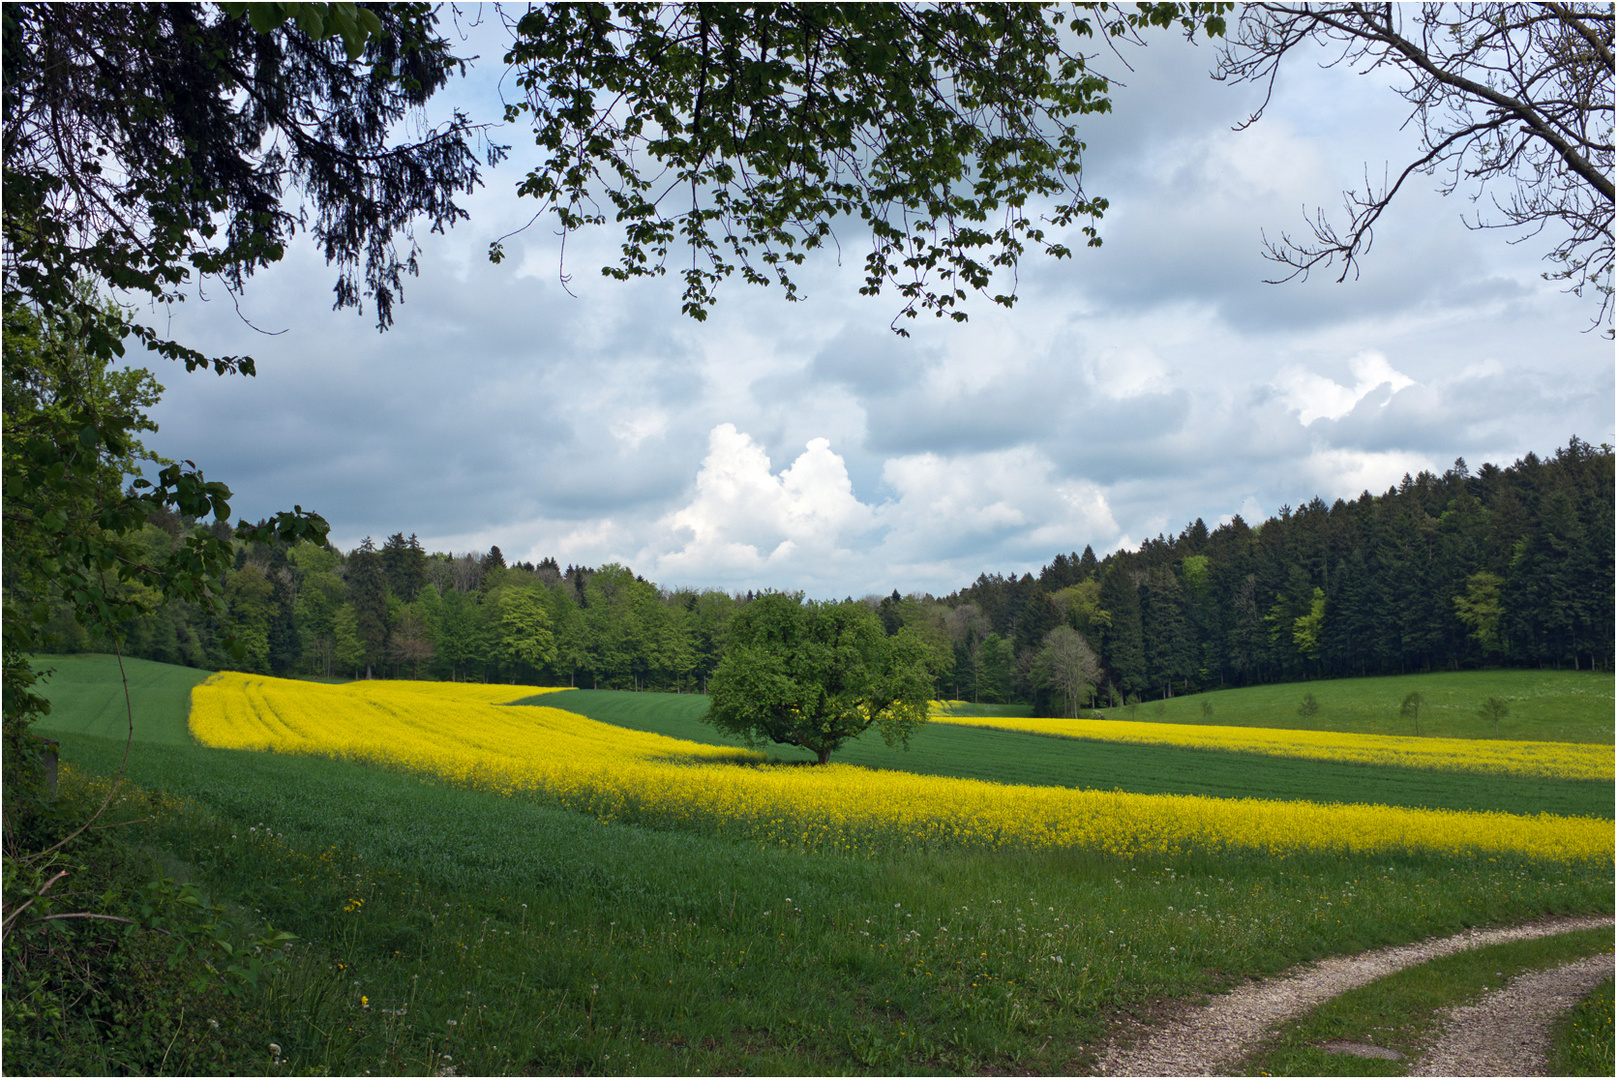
top-left (534, 688), bottom-right (1614, 820)
top-left (30, 660), bottom-right (1612, 820)
top-left (1083, 669), bottom-right (1614, 743)
top-left (31, 716), bottom-right (1613, 1076)
top-left (29, 653), bottom-right (212, 744)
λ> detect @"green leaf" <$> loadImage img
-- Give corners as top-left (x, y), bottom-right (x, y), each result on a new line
top-left (296, 5), bottom-right (325, 38)
top-left (247, 4), bottom-right (284, 34)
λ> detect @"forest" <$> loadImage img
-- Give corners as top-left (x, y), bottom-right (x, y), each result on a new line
top-left (40, 437), bottom-right (1614, 717)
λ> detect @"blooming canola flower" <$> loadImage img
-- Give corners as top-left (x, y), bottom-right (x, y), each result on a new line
top-left (189, 674), bottom-right (1611, 864)
top-left (929, 711), bottom-right (1611, 782)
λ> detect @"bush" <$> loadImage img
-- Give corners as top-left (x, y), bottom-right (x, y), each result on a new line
top-left (3, 770), bottom-right (295, 1076)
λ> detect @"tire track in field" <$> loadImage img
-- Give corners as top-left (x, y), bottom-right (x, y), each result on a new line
top-left (1410, 950), bottom-right (1614, 1076)
top-left (1093, 915), bottom-right (1614, 1076)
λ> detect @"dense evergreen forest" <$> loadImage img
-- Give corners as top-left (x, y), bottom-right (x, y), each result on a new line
top-left (38, 439), bottom-right (1614, 716)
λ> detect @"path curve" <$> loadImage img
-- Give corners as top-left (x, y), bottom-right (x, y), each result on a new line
top-left (1410, 950), bottom-right (1614, 1076)
top-left (1094, 915), bottom-right (1613, 1076)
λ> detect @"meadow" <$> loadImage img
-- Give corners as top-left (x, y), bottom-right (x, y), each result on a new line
top-left (19, 655), bottom-right (1616, 1075)
top-left (1057, 668), bottom-right (1614, 743)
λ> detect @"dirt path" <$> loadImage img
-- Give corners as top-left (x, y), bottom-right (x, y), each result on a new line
top-left (1410, 950), bottom-right (1614, 1076)
top-left (1093, 915), bottom-right (1614, 1076)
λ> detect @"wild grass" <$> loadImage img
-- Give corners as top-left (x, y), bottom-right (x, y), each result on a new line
top-left (43, 731), bottom-right (1617, 1075)
top-left (1550, 976), bottom-right (1616, 1077)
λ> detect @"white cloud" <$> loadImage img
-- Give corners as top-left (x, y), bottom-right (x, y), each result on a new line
top-left (876, 446), bottom-right (1121, 567)
top-left (1300, 446), bottom-right (1435, 500)
top-left (1089, 344), bottom-right (1173, 399)
top-left (609, 407), bottom-right (669, 451)
top-left (1275, 351), bottom-right (1416, 425)
top-left (646, 424), bottom-right (876, 585)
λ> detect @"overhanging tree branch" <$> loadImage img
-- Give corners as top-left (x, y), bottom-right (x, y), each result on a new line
top-left (1217, 2), bottom-right (1615, 332)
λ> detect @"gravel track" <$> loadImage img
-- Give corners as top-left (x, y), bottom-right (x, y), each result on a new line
top-left (1093, 915), bottom-right (1614, 1076)
top-left (1410, 950), bottom-right (1614, 1076)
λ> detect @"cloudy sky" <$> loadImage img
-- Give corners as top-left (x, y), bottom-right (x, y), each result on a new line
top-left (132, 12), bottom-right (1613, 599)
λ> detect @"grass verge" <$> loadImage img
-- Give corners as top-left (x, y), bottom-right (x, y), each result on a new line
top-left (1550, 976), bottom-right (1616, 1077)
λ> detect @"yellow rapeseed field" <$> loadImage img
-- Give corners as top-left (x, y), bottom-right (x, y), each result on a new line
top-left (930, 712), bottom-right (1613, 782)
top-left (190, 674), bottom-right (1612, 863)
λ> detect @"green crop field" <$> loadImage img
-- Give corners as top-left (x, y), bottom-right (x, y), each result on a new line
top-left (16, 656), bottom-right (1616, 1076)
top-left (1084, 669), bottom-right (1614, 743)
top-left (28, 653), bottom-right (211, 744)
top-left (533, 688), bottom-right (1614, 819)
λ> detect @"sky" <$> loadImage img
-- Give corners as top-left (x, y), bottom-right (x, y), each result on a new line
top-left (131, 11), bottom-right (1614, 600)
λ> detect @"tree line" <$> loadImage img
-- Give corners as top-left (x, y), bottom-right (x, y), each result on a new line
top-left (951, 439), bottom-right (1613, 715)
top-left (38, 439), bottom-right (1605, 715)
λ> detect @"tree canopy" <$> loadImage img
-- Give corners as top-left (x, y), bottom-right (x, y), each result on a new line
top-left (496, 2), bottom-right (1229, 331)
top-left (2, 1), bottom-right (494, 765)
top-left (705, 593), bottom-right (936, 764)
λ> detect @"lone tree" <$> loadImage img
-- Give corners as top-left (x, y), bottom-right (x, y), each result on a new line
top-left (1400, 690), bottom-right (1427, 736)
top-left (705, 593), bottom-right (936, 764)
top-left (1478, 695), bottom-right (1510, 738)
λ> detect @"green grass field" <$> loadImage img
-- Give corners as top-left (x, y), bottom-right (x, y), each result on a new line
top-left (532, 688), bottom-right (1615, 819)
top-left (16, 655), bottom-right (1616, 1075)
top-left (28, 653), bottom-right (209, 744)
top-left (1086, 669), bottom-right (1614, 743)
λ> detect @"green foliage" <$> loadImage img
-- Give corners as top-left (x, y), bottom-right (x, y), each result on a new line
top-left (706, 593), bottom-right (938, 763)
top-left (1292, 587), bottom-right (1327, 661)
top-left (492, 586), bottom-right (558, 676)
top-left (2, 771), bottom-right (298, 1076)
top-left (1297, 692), bottom-right (1320, 718)
top-left (1033, 625), bottom-right (1103, 718)
top-left (1453, 570), bottom-right (1505, 655)
top-left (498, 2), bottom-right (1229, 331)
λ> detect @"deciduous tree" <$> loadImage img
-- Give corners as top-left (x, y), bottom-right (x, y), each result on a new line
top-left (496, 2), bottom-right (1229, 332)
top-left (706, 593), bottom-right (935, 764)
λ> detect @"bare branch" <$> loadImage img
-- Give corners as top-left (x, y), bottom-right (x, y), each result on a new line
top-left (1217, 2), bottom-right (1615, 332)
